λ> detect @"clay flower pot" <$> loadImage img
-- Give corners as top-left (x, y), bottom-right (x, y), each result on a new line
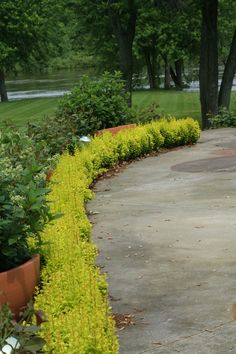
top-left (96, 124), bottom-right (136, 136)
top-left (0, 255), bottom-right (40, 319)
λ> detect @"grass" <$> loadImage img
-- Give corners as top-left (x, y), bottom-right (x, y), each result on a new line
top-left (133, 90), bottom-right (201, 121)
top-left (0, 90), bottom-right (235, 128)
top-left (0, 97), bottom-right (58, 127)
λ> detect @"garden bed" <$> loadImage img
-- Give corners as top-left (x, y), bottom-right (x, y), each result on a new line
top-left (34, 118), bottom-right (200, 353)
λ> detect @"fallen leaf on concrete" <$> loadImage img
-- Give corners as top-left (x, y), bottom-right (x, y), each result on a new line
top-left (113, 313), bottom-right (135, 329)
top-left (109, 295), bottom-right (121, 302)
top-left (88, 210), bottom-right (100, 215)
top-left (204, 328), bottom-right (213, 332)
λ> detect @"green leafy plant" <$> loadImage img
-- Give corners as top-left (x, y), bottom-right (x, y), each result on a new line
top-left (210, 107), bottom-right (236, 128)
top-left (27, 115), bottom-right (79, 157)
top-left (0, 302), bottom-right (46, 354)
top-left (135, 103), bottom-right (161, 124)
top-left (0, 130), bottom-right (58, 272)
top-left (56, 71), bottom-right (135, 137)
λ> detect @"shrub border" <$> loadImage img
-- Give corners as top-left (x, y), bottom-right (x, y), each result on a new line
top-left (35, 118), bottom-right (200, 353)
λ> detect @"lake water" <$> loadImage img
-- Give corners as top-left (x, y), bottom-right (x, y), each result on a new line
top-left (5, 69), bottom-right (236, 101)
top-left (6, 69), bottom-right (91, 100)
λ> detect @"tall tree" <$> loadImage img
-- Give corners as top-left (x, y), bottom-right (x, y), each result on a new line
top-left (71, 0), bottom-right (138, 106)
top-left (107, 0), bottom-right (137, 105)
top-left (218, 30), bottom-right (236, 109)
top-left (134, 0), bottom-right (200, 90)
top-left (134, 6), bottom-right (160, 89)
top-left (218, 0), bottom-right (236, 109)
top-left (200, 0), bottom-right (236, 127)
top-left (0, 0), bottom-right (54, 102)
top-left (199, 0), bottom-right (218, 129)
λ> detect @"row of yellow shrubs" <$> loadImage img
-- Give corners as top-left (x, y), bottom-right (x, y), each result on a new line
top-left (35, 118), bottom-right (200, 353)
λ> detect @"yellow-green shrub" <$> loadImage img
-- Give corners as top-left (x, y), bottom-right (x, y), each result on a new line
top-left (35, 118), bottom-right (200, 353)
top-left (35, 155), bottom-right (117, 354)
top-left (156, 117), bottom-right (200, 147)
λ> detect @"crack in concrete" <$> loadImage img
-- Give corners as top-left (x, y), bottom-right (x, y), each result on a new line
top-left (138, 320), bottom-right (235, 354)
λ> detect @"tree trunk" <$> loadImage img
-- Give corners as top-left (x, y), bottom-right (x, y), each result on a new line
top-left (164, 57), bottom-right (171, 89)
top-left (117, 34), bottom-right (134, 106)
top-left (155, 54), bottom-right (161, 88)
top-left (170, 60), bottom-right (184, 90)
top-left (170, 65), bottom-right (180, 89)
top-left (108, 0), bottom-right (137, 107)
top-left (175, 59), bottom-right (183, 89)
top-left (199, 0), bottom-right (218, 129)
top-left (170, 60), bottom-right (184, 89)
top-left (144, 50), bottom-right (156, 89)
top-left (0, 70), bottom-right (8, 102)
top-left (218, 29), bottom-right (236, 110)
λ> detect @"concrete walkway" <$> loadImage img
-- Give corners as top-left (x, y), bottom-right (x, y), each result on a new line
top-left (88, 128), bottom-right (236, 354)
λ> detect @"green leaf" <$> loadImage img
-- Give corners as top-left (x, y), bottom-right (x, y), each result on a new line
top-left (22, 337), bottom-right (46, 351)
top-left (8, 237), bottom-right (17, 246)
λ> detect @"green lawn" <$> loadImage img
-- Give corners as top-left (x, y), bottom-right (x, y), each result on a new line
top-left (133, 90), bottom-right (201, 121)
top-left (0, 90), bottom-right (235, 128)
top-left (0, 97), bottom-right (59, 127)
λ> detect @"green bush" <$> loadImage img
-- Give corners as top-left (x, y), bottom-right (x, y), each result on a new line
top-left (210, 107), bottom-right (236, 128)
top-left (157, 117), bottom-right (200, 147)
top-left (27, 72), bottom-right (136, 157)
top-left (134, 103), bottom-right (161, 124)
top-left (0, 130), bottom-right (57, 271)
top-left (35, 117), bottom-right (200, 354)
top-left (56, 72), bottom-right (135, 136)
top-left (27, 114), bottom-right (79, 156)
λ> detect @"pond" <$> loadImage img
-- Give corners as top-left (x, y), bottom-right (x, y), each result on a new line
top-left (5, 69), bottom-right (236, 101)
top-left (6, 69), bottom-right (94, 100)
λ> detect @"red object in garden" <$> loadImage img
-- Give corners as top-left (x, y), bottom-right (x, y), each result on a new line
top-left (96, 124), bottom-right (136, 136)
top-left (0, 255), bottom-right (40, 319)
top-left (46, 168), bottom-right (53, 182)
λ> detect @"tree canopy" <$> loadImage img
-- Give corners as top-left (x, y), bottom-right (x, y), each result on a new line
top-left (1, 0), bottom-right (236, 129)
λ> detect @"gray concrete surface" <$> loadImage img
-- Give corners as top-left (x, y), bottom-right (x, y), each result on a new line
top-left (88, 128), bottom-right (236, 354)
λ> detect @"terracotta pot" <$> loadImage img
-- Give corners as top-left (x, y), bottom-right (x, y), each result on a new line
top-left (0, 255), bottom-right (40, 319)
top-left (96, 124), bottom-right (136, 136)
